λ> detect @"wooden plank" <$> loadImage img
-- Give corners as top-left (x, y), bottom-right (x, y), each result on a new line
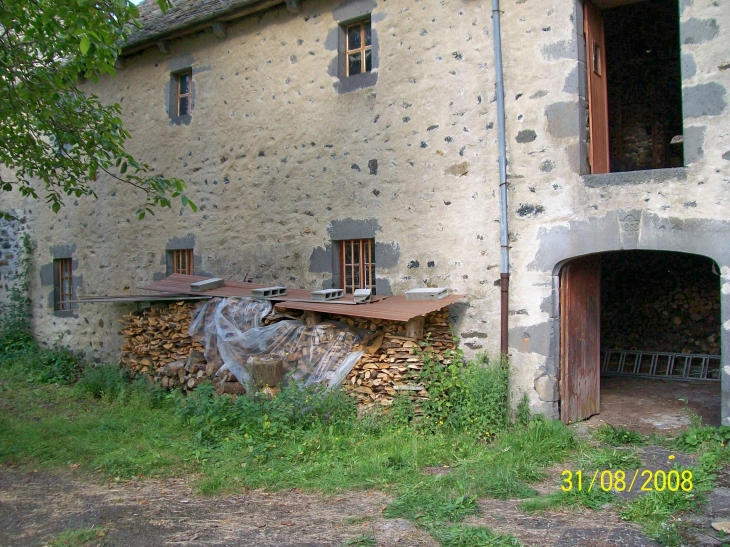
top-left (560, 256), bottom-right (601, 423)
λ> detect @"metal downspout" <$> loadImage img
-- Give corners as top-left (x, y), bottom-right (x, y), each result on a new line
top-left (492, 0), bottom-right (510, 357)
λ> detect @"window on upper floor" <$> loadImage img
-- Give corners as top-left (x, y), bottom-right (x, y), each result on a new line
top-left (340, 238), bottom-right (376, 295)
top-left (169, 69), bottom-right (193, 122)
top-left (176, 69), bottom-right (192, 116)
top-left (171, 248), bottom-right (194, 275)
top-left (53, 258), bottom-right (74, 311)
top-left (345, 19), bottom-right (372, 77)
top-left (333, 14), bottom-right (378, 94)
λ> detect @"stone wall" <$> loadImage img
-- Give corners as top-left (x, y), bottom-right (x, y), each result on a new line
top-left (7, 0), bottom-right (730, 421)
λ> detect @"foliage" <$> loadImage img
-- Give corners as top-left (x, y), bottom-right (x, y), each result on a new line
top-left (175, 380), bottom-right (357, 445)
top-left (0, 0), bottom-right (196, 220)
top-left (384, 488), bottom-right (479, 524)
top-left (0, 233), bottom-right (34, 353)
top-left (342, 533), bottom-right (376, 546)
top-left (514, 392), bottom-right (531, 427)
top-left (417, 351), bottom-right (510, 438)
top-left (594, 424), bottom-right (646, 446)
top-left (578, 448), bottom-right (643, 471)
top-left (519, 486), bottom-right (615, 512)
top-left (44, 527), bottom-right (106, 547)
top-left (436, 525), bottom-right (522, 547)
top-left (675, 425), bottom-right (730, 451)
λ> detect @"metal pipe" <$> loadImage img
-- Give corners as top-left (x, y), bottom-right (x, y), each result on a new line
top-left (492, 0), bottom-right (510, 356)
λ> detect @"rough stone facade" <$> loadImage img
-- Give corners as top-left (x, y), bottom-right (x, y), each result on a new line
top-left (3, 0), bottom-right (729, 422)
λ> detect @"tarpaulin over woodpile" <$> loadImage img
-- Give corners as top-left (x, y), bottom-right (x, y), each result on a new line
top-left (188, 297), bottom-right (364, 392)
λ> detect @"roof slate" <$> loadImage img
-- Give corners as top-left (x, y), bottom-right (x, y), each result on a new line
top-left (125, 0), bottom-right (271, 51)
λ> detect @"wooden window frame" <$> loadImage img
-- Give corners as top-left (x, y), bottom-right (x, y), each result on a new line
top-left (345, 19), bottom-right (372, 77)
top-left (176, 69), bottom-right (192, 116)
top-left (172, 249), bottom-right (194, 275)
top-left (340, 239), bottom-right (375, 295)
top-left (54, 258), bottom-right (73, 311)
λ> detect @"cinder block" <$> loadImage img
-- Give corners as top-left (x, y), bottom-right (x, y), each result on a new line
top-left (405, 288), bottom-right (448, 301)
top-left (251, 286), bottom-right (287, 298)
top-left (354, 288), bottom-right (372, 303)
top-left (190, 278), bottom-right (225, 292)
top-left (311, 289), bottom-right (344, 301)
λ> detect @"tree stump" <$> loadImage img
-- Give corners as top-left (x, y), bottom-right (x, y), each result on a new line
top-left (247, 355), bottom-right (284, 388)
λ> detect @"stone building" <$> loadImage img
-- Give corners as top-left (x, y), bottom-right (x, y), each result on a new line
top-left (1, 0), bottom-right (729, 424)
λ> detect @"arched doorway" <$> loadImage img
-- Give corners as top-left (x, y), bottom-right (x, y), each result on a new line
top-left (559, 250), bottom-right (722, 428)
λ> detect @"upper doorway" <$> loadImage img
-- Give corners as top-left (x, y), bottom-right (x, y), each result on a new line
top-left (585, 0), bottom-right (683, 174)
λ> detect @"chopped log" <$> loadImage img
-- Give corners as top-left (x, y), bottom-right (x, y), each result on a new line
top-left (247, 355), bottom-right (284, 388)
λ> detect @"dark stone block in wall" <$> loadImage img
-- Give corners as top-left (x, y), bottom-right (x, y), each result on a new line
top-left (516, 130), bottom-right (537, 143)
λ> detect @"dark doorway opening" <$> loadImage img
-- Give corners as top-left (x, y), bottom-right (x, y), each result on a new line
top-left (598, 251), bottom-right (721, 431)
top-left (559, 251), bottom-right (722, 431)
top-left (585, 0), bottom-right (683, 173)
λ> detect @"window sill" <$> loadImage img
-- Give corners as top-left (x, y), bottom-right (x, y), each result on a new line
top-left (53, 309), bottom-right (77, 318)
top-left (335, 71), bottom-right (378, 94)
top-left (169, 114), bottom-right (192, 126)
top-left (581, 167), bottom-right (687, 188)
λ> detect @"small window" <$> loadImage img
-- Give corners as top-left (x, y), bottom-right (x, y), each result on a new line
top-left (176, 70), bottom-right (192, 116)
top-left (340, 239), bottom-right (375, 295)
top-left (53, 258), bottom-right (73, 311)
top-left (172, 249), bottom-right (194, 275)
top-left (346, 19), bottom-right (372, 76)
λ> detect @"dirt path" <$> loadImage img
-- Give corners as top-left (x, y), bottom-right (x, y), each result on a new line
top-left (1, 464), bottom-right (728, 546)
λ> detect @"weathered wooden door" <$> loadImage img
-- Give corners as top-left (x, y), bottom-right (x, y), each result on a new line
top-left (585, 1), bottom-right (610, 174)
top-left (560, 256), bottom-right (601, 423)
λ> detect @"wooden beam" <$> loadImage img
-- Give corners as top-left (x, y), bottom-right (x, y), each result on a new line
top-left (211, 21), bottom-right (228, 39)
top-left (405, 315), bottom-right (425, 339)
top-left (285, 0), bottom-right (302, 13)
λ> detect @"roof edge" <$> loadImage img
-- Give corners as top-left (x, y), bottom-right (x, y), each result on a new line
top-left (122, 0), bottom-right (290, 56)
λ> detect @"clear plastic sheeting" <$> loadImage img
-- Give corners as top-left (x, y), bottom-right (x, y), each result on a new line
top-left (188, 297), bottom-right (364, 392)
top-left (189, 297), bottom-right (273, 372)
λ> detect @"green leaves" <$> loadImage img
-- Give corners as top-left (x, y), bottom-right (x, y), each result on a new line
top-left (0, 0), bottom-right (196, 219)
top-left (79, 36), bottom-right (91, 55)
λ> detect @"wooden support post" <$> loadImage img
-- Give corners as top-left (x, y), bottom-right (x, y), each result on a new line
top-left (405, 315), bottom-right (425, 339)
top-left (304, 311), bottom-right (321, 326)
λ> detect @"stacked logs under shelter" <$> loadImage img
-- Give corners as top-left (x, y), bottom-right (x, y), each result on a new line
top-left (334, 309), bottom-right (456, 407)
top-left (119, 300), bottom-right (457, 405)
top-left (120, 301), bottom-right (208, 392)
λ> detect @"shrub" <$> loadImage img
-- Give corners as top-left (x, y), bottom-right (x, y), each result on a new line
top-left (417, 351), bottom-right (510, 438)
top-left (76, 365), bottom-right (128, 399)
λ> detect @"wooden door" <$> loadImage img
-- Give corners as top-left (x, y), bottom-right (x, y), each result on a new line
top-left (585, 1), bottom-right (610, 174)
top-left (560, 256), bottom-right (601, 423)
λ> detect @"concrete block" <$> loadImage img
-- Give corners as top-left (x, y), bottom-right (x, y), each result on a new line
top-left (354, 288), bottom-right (372, 303)
top-left (405, 288), bottom-right (448, 300)
top-left (251, 286), bottom-right (287, 298)
top-left (311, 289), bottom-right (344, 301)
top-left (190, 278), bottom-right (224, 292)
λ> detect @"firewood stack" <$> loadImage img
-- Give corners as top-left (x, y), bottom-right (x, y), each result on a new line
top-left (120, 301), bottom-right (206, 391)
top-left (119, 300), bottom-right (458, 404)
top-left (334, 309), bottom-right (457, 407)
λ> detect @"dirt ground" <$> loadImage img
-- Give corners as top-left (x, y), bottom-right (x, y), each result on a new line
top-left (586, 376), bottom-right (721, 435)
top-left (2, 460), bottom-right (729, 547)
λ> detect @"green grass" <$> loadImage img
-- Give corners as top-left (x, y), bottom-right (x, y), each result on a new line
top-left (44, 527), bottom-right (106, 547)
top-left (1, 340), bottom-right (728, 547)
top-left (342, 533), bottom-right (376, 546)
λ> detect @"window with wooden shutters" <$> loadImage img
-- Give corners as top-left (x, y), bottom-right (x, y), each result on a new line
top-left (340, 239), bottom-right (375, 295)
top-left (172, 249), bottom-right (194, 275)
top-left (53, 258), bottom-right (73, 311)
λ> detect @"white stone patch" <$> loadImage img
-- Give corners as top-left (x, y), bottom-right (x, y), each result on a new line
top-left (723, 282), bottom-right (730, 295)
top-left (724, 319), bottom-right (730, 331)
